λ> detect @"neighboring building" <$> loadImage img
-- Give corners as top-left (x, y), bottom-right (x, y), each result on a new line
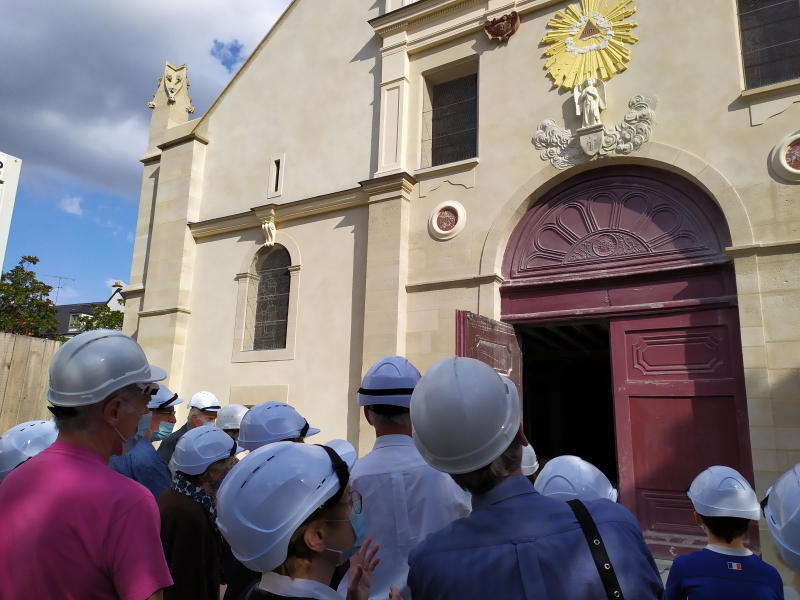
top-left (0, 152), bottom-right (22, 269)
top-left (57, 282), bottom-right (125, 337)
top-left (123, 0), bottom-right (800, 583)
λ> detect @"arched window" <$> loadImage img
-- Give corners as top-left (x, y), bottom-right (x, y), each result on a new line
top-left (246, 246), bottom-right (291, 350)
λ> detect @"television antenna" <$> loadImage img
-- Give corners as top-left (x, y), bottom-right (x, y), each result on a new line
top-left (43, 275), bottom-right (75, 305)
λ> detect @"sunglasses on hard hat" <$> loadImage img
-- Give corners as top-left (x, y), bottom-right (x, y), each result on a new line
top-left (136, 382), bottom-right (160, 396)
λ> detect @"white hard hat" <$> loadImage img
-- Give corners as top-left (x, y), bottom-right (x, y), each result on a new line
top-left (0, 420), bottom-right (58, 479)
top-left (148, 384), bottom-right (184, 410)
top-left (47, 330), bottom-right (166, 407)
top-left (358, 356), bottom-right (421, 408)
top-left (188, 391), bottom-right (221, 412)
top-left (411, 356), bottom-right (520, 474)
top-left (534, 455), bottom-right (618, 502)
top-left (173, 426), bottom-right (238, 475)
top-left (687, 465), bottom-right (760, 520)
top-left (764, 463), bottom-right (800, 571)
top-left (216, 404), bottom-right (249, 430)
top-left (521, 444), bottom-right (539, 477)
top-left (217, 439), bottom-right (356, 572)
top-left (238, 402), bottom-right (320, 451)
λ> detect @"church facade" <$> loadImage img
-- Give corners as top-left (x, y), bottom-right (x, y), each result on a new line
top-left (124, 0), bottom-right (800, 576)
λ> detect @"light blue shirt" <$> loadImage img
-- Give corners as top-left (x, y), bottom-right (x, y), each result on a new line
top-left (408, 474), bottom-right (665, 600)
top-left (108, 437), bottom-right (172, 500)
top-left (337, 435), bottom-right (470, 600)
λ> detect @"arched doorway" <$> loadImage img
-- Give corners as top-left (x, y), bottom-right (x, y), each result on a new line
top-left (458, 165), bottom-right (756, 558)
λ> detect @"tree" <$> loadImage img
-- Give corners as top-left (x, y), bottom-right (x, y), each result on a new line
top-left (77, 299), bottom-right (125, 332)
top-left (0, 256), bottom-right (65, 340)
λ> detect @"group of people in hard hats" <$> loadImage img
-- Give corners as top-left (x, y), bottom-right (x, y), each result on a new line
top-left (0, 328), bottom-right (798, 600)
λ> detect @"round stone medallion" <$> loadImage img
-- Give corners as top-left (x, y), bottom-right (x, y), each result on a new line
top-left (437, 209), bottom-right (458, 232)
top-left (592, 233), bottom-right (618, 256)
top-left (786, 141), bottom-right (800, 172)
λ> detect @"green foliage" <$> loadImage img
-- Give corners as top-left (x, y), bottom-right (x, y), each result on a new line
top-left (0, 256), bottom-right (65, 341)
top-left (77, 299), bottom-right (126, 332)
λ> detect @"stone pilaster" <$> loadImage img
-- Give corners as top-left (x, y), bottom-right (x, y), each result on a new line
top-left (357, 172), bottom-right (415, 454)
top-left (123, 62), bottom-right (203, 397)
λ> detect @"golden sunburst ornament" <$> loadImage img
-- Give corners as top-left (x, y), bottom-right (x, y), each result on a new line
top-left (541, 0), bottom-right (638, 90)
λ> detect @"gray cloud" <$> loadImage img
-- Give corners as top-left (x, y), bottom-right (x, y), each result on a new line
top-left (0, 0), bottom-right (289, 201)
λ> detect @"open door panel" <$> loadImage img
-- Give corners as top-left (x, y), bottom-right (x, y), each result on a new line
top-left (455, 310), bottom-right (522, 399)
top-left (610, 308), bottom-right (758, 558)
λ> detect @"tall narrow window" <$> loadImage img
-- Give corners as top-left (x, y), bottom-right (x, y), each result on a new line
top-left (274, 159), bottom-right (281, 193)
top-left (421, 73), bottom-right (478, 168)
top-left (248, 246), bottom-right (291, 350)
top-left (738, 0), bottom-right (800, 89)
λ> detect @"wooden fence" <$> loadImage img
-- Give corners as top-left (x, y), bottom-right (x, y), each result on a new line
top-left (0, 332), bottom-right (62, 433)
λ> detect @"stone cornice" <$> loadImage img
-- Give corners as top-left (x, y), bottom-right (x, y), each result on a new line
top-left (157, 132), bottom-right (210, 152)
top-left (138, 306), bottom-right (192, 317)
top-left (359, 172), bottom-right (417, 200)
top-left (726, 239), bottom-right (800, 258)
top-left (406, 273), bottom-right (504, 292)
top-left (369, 0), bottom-right (563, 53)
top-left (189, 187), bottom-right (368, 239)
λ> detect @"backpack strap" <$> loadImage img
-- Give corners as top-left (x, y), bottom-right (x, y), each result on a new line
top-left (567, 499), bottom-right (625, 600)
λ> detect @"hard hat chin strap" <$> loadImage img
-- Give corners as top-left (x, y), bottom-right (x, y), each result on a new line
top-left (317, 445), bottom-right (349, 507)
top-left (300, 420), bottom-right (310, 438)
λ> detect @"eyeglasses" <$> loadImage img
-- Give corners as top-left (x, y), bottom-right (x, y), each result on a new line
top-left (325, 490), bottom-right (362, 523)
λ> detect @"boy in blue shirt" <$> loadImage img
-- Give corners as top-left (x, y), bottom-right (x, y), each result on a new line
top-left (666, 466), bottom-right (784, 600)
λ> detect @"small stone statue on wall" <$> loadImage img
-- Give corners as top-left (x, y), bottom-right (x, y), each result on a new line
top-left (262, 213), bottom-right (276, 247)
top-left (574, 77), bottom-right (607, 128)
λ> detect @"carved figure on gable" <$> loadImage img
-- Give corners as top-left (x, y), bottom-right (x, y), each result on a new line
top-left (574, 77), bottom-right (606, 128)
top-left (148, 62), bottom-right (194, 114)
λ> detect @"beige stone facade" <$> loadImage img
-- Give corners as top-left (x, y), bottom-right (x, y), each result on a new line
top-left (125, 0), bottom-right (800, 583)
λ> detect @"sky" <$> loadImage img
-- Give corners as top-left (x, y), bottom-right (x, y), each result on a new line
top-left (0, 0), bottom-right (292, 304)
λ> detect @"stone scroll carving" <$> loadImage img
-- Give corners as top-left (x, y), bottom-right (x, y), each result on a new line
top-left (534, 93), bottom-right (658, 169)
top-left (148, 62), bottom-right (195, 114)
top-left (261, 211), bottom-right (277, 248)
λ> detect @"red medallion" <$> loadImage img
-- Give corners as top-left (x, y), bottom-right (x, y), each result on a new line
top-left (786, 141), bottom-right (800, 171)
top-left (437, 209), bottom-right (458, 232)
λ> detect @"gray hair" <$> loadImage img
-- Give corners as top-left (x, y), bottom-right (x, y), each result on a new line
top-left (366, 405), bottom-right (411, 429)
top-left (51, 384), bottom-right (142, 434)
top-left (450, 440), bottom-right (522, 495)
top-left (187, 407), bottom-right (204, 423)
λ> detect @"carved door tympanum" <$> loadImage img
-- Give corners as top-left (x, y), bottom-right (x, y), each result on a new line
top-left (610, 308), bottom-right (757, 558)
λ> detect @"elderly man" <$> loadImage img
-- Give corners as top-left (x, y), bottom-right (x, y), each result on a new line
top-left (0, 330), bottom-right (173, 600)
top-left (109, 384), bottom-right (183, 498)
top-left (337, 356), bottom-right (470, 600)
top-left (407, 356), bottom-right (665, 600)
top-left (157, 390), bottom-right (221, 463)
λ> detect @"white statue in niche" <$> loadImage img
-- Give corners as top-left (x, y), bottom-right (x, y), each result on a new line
top-left (574, 77), bottom-right (607, 128)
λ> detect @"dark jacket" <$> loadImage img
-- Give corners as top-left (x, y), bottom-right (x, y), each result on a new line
top-left (157, 422), bottom-right (189, 463)
top-left (158, 487), bottom-right (222, 600)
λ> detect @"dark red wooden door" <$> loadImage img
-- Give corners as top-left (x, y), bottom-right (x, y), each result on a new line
top-left (455, 310), bottom-right (522, 398)
top-left (610, 308), bottom-right (758, 558)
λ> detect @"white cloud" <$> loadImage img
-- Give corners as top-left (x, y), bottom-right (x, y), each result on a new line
top-left (1, 0), bottom-right (290, 201)
top-left (127, 231), bottom-right (135, 243)
top-left (59, 196), bottom-right (83, 216)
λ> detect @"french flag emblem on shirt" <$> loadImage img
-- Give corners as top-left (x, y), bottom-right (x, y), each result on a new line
top-left (728, 562), bottom-right (743, 570)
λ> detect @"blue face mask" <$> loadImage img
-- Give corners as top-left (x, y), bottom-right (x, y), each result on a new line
top-left (151, 420), bottom-right (175, 442)
top-left (115, 404), bottom-right (151, 454)
top-left (202, 420), bottom-right (217, 427)
top-left (349, 508), bottom-right (367, 548)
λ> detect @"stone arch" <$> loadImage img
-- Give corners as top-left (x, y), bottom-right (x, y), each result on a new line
top-left (238, 230), bottom-right (302, 275)
top-left (479, 143), bottom-right (753, 279)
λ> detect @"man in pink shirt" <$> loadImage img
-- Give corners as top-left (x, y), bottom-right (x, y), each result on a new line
top-left (0, 330), bottom-right (174, 600)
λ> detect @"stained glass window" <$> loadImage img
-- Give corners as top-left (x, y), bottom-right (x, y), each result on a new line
top-left (248, 246), bottom-right (291, 350)
top-left (421, 73), bottom-right (478, 168)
